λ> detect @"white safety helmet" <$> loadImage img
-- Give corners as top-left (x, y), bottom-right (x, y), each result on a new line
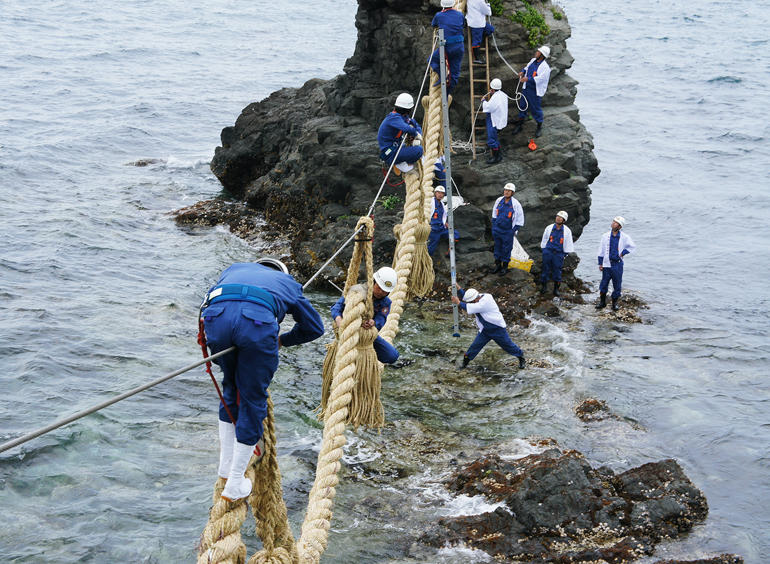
top-left (463, 288), bottom-right (480, 302)
top-left (441, 0), bottom-right (455, 7)
top-left (503, 182), bottom-right (516, 193)
top-left (613, 216), bottom-right (626, 229)
top-left (434, 185), bottom-right (446, 193)
top-left (557, 211), bottom-right (568, 221)
top-left (490, 78), bottom-right (502, 90)
top-left (255, 257), bottom-right (289, 275)
top-left (394, 92), bottom-right (415, 109)
top-left (537, 45), bottom-right (551, 59)
top-left (374, 267), bottom-right (398, 293)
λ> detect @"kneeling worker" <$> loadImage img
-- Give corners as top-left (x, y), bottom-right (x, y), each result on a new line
top-left (201, 258), bottom-right (325, 502)
top-left (378, 93), bottom-right (423, 176)
top-left (540, 210), bottom-right (574, 297)
top-left (451, 284), bottom-right (525, 369)
top-left (331, 266), bottom-right (400, 364)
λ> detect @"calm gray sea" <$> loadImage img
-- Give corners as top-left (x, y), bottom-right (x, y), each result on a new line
top-left (1, 0), bottom-right (768, 562)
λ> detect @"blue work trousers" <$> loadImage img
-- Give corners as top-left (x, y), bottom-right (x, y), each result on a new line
top-left (374, 336), bottom-right (399, 364)
top-left (599, 260), bottom-right (624, 299)
top-left (430, 42), bottom-right (464, 95)
top-left (541, 249), bottom-right (566, 282)
top-left (485, 113), bottom-right (500, 150)
top-left (381, 144), bottom-right (423, 166)
top-left (492, 225), bottom-right (515, 262)
top-left (466, 325), bottom-right (523, 360)
top-left (470, 24), bottom-right (495, 47)
top-left (203, 302), bottom-right (279, 445)
top-left (518, 87), bottom-right (543, 123)
top-left (427, 225), bottom-right (460, 256)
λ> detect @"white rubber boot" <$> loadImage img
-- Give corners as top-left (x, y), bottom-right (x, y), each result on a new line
top-left (394, 161), bottom-right (414, 174)
top-left (217, 421), bottom-right (236, 479)
top-left (220, 440), bottom-right (256, 502)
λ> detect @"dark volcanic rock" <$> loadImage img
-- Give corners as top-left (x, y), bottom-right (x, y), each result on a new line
top-left (198, 0), bottom-right (599, 283)
top-left (422, 448), bottom-right (711, 563)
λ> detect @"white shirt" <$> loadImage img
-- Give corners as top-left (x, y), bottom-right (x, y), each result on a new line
top-left (482, 89), bottom-right (508, 129)
top-left (466, 0), bottom-right (492, 28)
top-left (492, 196), bottom-right (524, 228)
top-left (522, 57), bottom-right (551, 97)
top-left (429, 196), bottom-right (448, 225)
top-left (540, 223), bottom-right (574, 253)
top-left (466, 293), bottom-right (507, 331)
top-left (597, 231), bottom-right (636, 267)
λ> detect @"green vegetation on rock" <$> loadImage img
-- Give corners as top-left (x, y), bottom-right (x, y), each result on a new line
top-left (551, 7), bottom-right (563, 20)
top-left (379, 195), bottom-right (403, 210)
top-left (509, 2), bottom-right (551, 48)
top-left (490, 0), bottom-right (505, 17)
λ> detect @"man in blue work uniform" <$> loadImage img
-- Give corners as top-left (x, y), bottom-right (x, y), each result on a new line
top-left (331, 267), bottom-right (399, 364)
top-left (511, 45), bottom-right (551, 139)
top-left (429, 0), bottom-right (466, 95)
top-left (201, 258), bottom-right (325, 502)
top-left (490, 183), bottom-right (524, 276)
top-left (540, 210), bottom-right (574, 297)
top-left (378, 93), bottom-right (423, 176)
top-left (596, 216), bottom-right (636, 311)
top-left (466, 0), bottom-right (495, 64)
top-left (451, 284), bottom-right (526, 369)
top-left (427, 184), bottom-right (460, 257)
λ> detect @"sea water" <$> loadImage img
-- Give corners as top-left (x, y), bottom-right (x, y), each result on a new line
top-left (1, 0), bottom-right (768, 562)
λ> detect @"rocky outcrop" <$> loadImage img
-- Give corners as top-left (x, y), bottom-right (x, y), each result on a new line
top-left (421, 448), bottom-right (714, 563)
top-left (201, 0), bottom-right (599, 282)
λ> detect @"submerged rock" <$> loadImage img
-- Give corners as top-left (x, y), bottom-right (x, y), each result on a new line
top-left (421, 447), bottom-right (711, 562)
top-left (190, 0), bottom-right (599, 285)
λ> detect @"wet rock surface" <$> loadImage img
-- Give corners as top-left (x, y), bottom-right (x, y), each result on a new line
top-left (182, 0), bottom-right (599, 284)
top-left (421, 447), bottom-right (711, 563)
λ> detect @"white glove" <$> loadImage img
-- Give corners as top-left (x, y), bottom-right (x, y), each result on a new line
top-left (413, 133), bottom-right (423, 146)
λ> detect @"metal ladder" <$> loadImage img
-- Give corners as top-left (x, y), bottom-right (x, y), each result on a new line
top-left (468, 32), bottom-right (490, 160)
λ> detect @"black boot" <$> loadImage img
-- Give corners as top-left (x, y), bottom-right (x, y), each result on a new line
top-left (511, 120), bottom-right (524, 135)
top-left (612, 297), bottom-right (619, 311)
top-left (518, 356), bottom-right (526, 369)
top-left (553, 282), bottom-right (560, 297)
top-left (595, 292), bottom-right (607, 309)
top-left (490, 260), bottom-right (502, 274)
top-left (498, 262), bottom-right (508, 276)
top-left (540, 281), bottom-right (548, 294)
top-left (460, 354), bottom-right (470, 369)
top-left (472, 48), bottom-right (485, 64)
top-left (486, 148), bottom-right (500, 165)
top-left (535, 122), bottom-right (543, 138)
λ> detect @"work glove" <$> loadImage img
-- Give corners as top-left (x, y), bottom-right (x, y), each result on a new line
top-left (413, 133), bottom-right (423, 146)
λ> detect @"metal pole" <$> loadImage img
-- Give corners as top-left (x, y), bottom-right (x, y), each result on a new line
top-left (439, 29), bottom-right (460, 338)
top-left (0, 345), bottom-right (236, 454)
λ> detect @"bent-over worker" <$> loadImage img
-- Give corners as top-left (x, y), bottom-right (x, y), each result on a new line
top-left (540, 210), bottom-right (574, 297)
top-left (451, 284), bottom-right (526, 369)
top-left (201, 258), bottom-right (325, 502)
top-left (331, 266), bottom-right (400, 364)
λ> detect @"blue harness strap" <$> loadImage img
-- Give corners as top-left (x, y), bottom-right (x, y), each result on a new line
top-left (445, 35), bottom-right (464, 44)
top-left (204, 284), bottom-right (279, 317)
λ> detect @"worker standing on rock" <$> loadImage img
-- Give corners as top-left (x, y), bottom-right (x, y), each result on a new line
top-left (466, 0), bottom-right (495, 64)
top-left (540, 211), bottom-right (574, 297)
top-left (378, 93), bottom-right (423, 175)
top-left (596, 216), bottom-right (636, 311)
top-left (429, 0), bottom-right (466, 95)
top-left (200, 259), bottom-right (325, 502)
top-left (490, 183), bottom-right (524, 276)
top-left (482, 78), bottom-right (508, 165)
top-left (511, 45), bottom-right (551, 139)
top-left (331, 267), bottom-right (400, 364)
top-left (451, 284), bottom-right (526, 369)
top-left (427, 185), bottom-right (460, 257)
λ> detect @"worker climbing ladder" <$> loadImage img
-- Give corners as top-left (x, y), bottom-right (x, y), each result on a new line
top-left (467, 32), bottom-right (490, 160)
